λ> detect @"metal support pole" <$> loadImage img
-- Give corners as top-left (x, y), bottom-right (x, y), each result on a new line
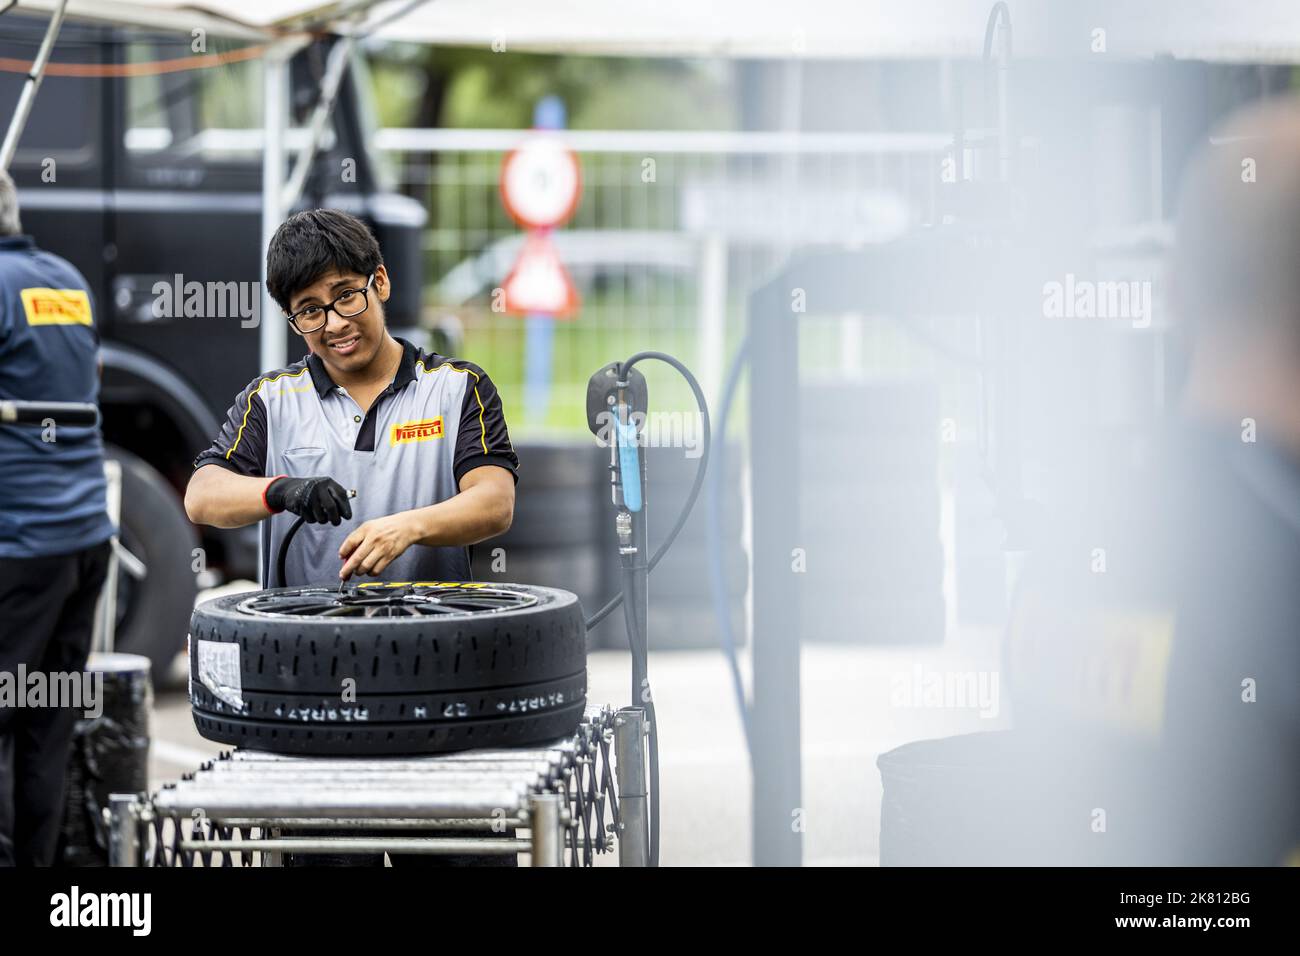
top-left (748, 279), bottom-right (803, 866)
top-left (263, 827), bottom-right (283, 867)
top-left (697, 234), bottom-right (728, 409)
top-left (259, 46), bottom-right (292, 374)
top-left (613, 706), bottom-right (650, 867)
top-left (183, 836), bottom-right (527, 855)
top-left (283, 36), bottom-right (354, 210)
top-left (92, 459), bottom-right (122, 654)
top-left (528, 793), bottom-right (565, 867)
top-left (106, 793), bottom-right (141, 867)
top-left (0, 0), bottom-right (68, 171)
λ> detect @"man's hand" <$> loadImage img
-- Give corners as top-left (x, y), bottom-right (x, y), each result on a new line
top-left (266, 475), bottom-right (353, 526)
top-left (333, 468), bottom-right (514, 581)
top-left (338, 513), bottom-right (417, 580)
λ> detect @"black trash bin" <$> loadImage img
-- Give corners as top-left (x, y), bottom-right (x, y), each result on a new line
top-left (877, 730), bottom-right (1167, 866)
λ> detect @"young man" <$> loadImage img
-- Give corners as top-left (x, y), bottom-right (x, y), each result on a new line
top-left (186, 209), bottom-right (517, 587)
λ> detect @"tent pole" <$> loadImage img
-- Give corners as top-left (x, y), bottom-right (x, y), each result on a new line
top-left (0, 0), bottom-right (70, 170)
top-left (260, 44), bottom-right (294, 372)
top-left (283, 36), bottom-right (354, 210)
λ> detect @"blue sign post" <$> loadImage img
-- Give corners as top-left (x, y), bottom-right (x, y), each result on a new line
top-left (522, 96), bottom-right (567, 427)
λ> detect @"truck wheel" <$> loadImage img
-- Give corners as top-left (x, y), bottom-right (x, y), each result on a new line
top-left (189, 581), bottom-right (587, 755)
top-left (105, 444), bottom-right (199, 687)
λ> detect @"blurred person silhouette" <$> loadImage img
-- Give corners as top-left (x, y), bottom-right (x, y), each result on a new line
top-left (1002, 95), bottom-right (1300, 866)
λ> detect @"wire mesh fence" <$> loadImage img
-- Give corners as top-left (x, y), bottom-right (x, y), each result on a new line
top-left (378, 129), bottom-right (979, 438)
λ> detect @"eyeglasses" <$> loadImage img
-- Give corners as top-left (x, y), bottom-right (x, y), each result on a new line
top-left (286, 274), bottom-right (375, 334)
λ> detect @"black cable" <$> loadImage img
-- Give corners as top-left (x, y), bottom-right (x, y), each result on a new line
top-left (275, 514), bottom-right (307, 588)
top-left (583, 351), bottom-right (711, 630)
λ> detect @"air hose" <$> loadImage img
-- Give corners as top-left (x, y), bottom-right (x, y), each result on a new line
top-left (581, 349), bottom-right (714, 869)
top-left (275, 514), bottom-right (308, 589)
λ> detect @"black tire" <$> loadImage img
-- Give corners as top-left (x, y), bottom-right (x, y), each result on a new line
top-left (502, 488), bottom-right (602, 548)
top-left (188, 582), bottom-right (587, 755)
top-left (192, 702), bottom-right (588, 756)
top-left (105, 444), bottom-right (199, 687)
top-left (191, 670), bottom-right (586, 724)
top-left (514, 441), bottom-right (603, 490)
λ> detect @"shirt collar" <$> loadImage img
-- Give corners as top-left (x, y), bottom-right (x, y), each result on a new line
top-left (0, 235), bottom-right (36, 251)
top-left (307, 336), bottom-right (419, 399)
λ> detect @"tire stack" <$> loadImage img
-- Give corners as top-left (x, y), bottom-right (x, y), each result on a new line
top-left (188, 583), bottom-right (587, 755)
top-left (57, 653), bottom-right (152, 865)
top-left (799, 383), bottom-right (945, 645)
top-left (472, 442), bottom-right (605, 646)
top-left (588, 444), bottom-right (747, 651)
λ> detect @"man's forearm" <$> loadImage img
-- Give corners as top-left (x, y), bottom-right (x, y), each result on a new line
top-left (405, 482), bottom-right (513, 547)
top-left (185, 464), bottom-right (274, 528)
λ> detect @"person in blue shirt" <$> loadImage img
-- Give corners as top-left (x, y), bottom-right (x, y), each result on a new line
top-left (0, 169), bottom-right (115, 867)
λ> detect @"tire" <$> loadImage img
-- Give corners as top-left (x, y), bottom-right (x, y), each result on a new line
top-left (514, 442), bottom-right (603, 490)
top-left (501, 488), bottom-right (601, 548)
top-left (105, 444), bottom-right (199, 687)
top-left (188, 582), bottom-right (587, 755)
top-left (191, 670), bottom-right (586, 724)
top-left (192, 703), bottom-right (587, 756)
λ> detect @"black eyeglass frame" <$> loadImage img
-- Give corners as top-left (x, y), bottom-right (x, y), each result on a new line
top-left (286, 273), bottom-right (376, 334)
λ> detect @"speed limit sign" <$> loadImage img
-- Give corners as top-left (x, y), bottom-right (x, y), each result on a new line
top-left (500, 135), bottom-right (582, 229)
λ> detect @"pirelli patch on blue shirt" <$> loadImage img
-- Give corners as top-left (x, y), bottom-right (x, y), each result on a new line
top-left (21, 287), bottom-right (92, 327)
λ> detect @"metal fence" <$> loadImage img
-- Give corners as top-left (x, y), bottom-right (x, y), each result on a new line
top-left (375, 128), bottom-right (981, 438)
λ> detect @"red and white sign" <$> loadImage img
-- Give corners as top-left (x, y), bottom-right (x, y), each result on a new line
top-left (500, 135), bottom-right (582, 229)
top-left (501, 232), bottom-right (578, 317)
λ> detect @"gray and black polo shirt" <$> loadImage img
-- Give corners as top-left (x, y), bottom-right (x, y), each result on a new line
top-left (194, 337), bottom-right (518, 587)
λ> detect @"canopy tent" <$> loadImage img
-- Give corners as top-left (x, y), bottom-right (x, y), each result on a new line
top-left (5, 0), bottom-right (1300, 62)
top-left (6, 0), bottom-right (1300, 871)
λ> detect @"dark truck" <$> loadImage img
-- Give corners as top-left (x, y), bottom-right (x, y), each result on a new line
top-left (1, 15), bottom-right (426, 679)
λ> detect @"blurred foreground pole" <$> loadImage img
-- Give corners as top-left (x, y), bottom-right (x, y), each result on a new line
top-left (747, 279), bottom-right (802, 866)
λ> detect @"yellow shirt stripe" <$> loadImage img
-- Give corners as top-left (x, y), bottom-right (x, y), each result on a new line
top-left (226, 368), bottom-right (311, 462)
top-left (416, 360), bottom-right (490, 456)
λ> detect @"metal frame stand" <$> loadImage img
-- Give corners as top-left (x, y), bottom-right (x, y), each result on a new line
top-left (107, 707), bottom-right (645, 867)
top-left (528, 793), bottom-right (566, 867)
top-left (106, 793), bottom-right (143, 867)
top-left (613, 706), bottom-right (650, 867)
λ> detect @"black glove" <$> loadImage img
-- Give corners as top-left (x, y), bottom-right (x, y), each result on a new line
top-left (265, 476), bottom-right (353, 526)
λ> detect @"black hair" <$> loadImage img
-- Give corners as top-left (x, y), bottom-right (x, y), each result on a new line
top-left (266, 208), bottom-right (383, 312)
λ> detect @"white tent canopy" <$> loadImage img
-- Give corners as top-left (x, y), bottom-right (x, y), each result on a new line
top-left (5, 0), bottom-right (1300, 62)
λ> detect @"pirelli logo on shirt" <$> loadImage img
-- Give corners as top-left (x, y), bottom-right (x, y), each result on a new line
top-left (21, 287), bottom-right (92, 327)
top-left (390, 416), bottom-right (444, 446)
